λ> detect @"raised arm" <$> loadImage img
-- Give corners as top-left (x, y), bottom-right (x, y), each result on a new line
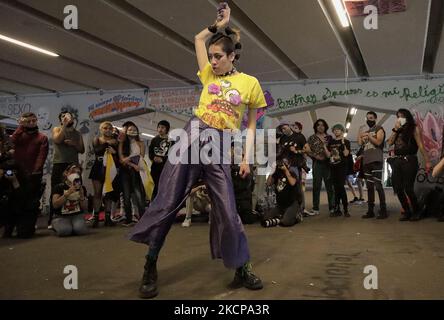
top-left (194, 3), bottom-right (230, 72)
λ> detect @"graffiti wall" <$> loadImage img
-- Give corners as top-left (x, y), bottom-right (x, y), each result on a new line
top-left (0, 89), bottom-right (148, 212)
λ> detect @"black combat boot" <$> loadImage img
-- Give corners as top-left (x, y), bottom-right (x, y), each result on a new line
top-left (139, 255), bottom-right (158, 299)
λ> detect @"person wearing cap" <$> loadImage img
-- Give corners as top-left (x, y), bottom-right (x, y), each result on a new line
top-left (148, 120), bottom-right (173, 200)
top-left (324, 124), bottom-right (351, 217)
top-left (51, 164), bottom-right (88, 237)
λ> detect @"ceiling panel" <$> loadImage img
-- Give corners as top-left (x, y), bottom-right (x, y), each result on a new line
top-left (349, 0), bottom-right (430, 76)
top-left (18, 0), bottom-right (196, 83)
top-left (0, 60), bottom-right (90, 92)
top-left (0, 42), bottom-right (139, 90)
top-left (234, 0), bottom-right (357, 78)
top-left (1, 2), bottom-right (185, 88)
top-left (127, 0), bottom-right (293, 82)
top-left (0, 78), bottom-right (50, 94)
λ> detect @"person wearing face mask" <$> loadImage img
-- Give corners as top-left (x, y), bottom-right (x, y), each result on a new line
top-left (387, 109), bottom-right (431, 221)
top-left (49, 111), bottom-right (85, 228)
top-left (358, 111), bottom-right (387, 219)
top-left (118, 122), bottom-right (146, 226)
top-left (89, 122), bottom-right (119, 228)
top-left (10, 112), bottom-right (48, 238)
top-left (51, 164), bottom-right (88, 237)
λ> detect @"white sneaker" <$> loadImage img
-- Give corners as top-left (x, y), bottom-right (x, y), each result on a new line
top-left (307, 210), bottom-right (320, 216)
top-left (182, 217), bottom-right (191, 227)
top-left (112, 214), bottom-right (126, 223)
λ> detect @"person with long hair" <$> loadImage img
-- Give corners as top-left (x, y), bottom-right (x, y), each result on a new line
top-left (387, 108), bottom-right (431, 221)
top-left (304, 119), bottom-right (335, 215)
top-left (89, 121), bottom-right (119, 227)
top-left (118, 122), bottom-right (146, 226)
top-left (129, 3), bottom-right (266, 298)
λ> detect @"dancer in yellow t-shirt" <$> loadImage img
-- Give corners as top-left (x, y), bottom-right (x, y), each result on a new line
top-left (129, 3), bottom-right (267, 299)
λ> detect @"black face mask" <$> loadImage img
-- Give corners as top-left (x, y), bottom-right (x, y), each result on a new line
top-left (24, 126), bottom-right (39, 134)
top-left (367, 120), bottom-right (376, 128)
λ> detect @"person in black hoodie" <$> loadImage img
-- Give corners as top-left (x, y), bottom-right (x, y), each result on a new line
top-left (148, 120), bottom-right (173, 200)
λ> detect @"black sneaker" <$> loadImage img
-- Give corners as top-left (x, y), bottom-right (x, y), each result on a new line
top-left (230, 264), bottom-right (263, 290)
top-left (139, 256), bottom-right (158, 299)
top-left (376, 209), bottom-right (388, 220)
top-left (362, 212), bottom-right (375, 219)
top-left (349, 197), bottom-right (359, 204)
top-left (344, 211), bottom-right (351, 218)
top-left (399, 215), bottom-right (410, 221)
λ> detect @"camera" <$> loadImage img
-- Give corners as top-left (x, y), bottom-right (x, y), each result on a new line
top-left (5, 170), bottom-right (13, 177)
top-left (73, 178), bottom-right (82, 189)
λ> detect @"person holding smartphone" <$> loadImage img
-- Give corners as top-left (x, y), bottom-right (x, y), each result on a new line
top-left (51, 164), bottom-right (88, 237)
top-left (129, 2), bottom-right (265, 299)
top-left (49, 111), bottom-right (85, 228)
top-left (387, 109), bottom-right (431, 221)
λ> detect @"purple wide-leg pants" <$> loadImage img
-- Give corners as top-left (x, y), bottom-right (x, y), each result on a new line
top-left (129, 118), bottom-right (250, 269)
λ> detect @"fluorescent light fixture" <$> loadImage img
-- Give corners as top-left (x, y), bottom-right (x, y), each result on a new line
top-left (0, 33), bottom-right (59, 57)
top-left (332, 0), bottom-right (350, 27)
top-left (346, 122), bottom-right (351, 129)
top-left (344, 132), bottom-right (348, 137)
top-left (142, 133), bottom-right (155, 138)
top-left (115, 126), bottom-right (155, 138)
top-left (351, 107), bottom-right (358, 115)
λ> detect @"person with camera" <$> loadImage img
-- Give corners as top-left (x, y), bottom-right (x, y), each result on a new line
top-left (1, 125), bottom-right (19, 237)
top-left (387, 109), bottom-right (431, 221)
top-left (304, 119), bottom-right (335, 216)
top-left (263, 157), bottom-right (303, 227)
top-left (358, 111), bottom-right (387, 219)
top-left (51, 163), bottom-right (88, 237)
top-left (10, 112), bottom-right (48, 238)
top-left (324, 124), bottom-right (351, 217)
top-left (89, 121), bottom-right (119, 228)
top-left (49, 111), bottom-right (85, 227)
top-left (148, 120), bottom-right (173, 201)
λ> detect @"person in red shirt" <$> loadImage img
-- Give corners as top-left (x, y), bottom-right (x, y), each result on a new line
top-left (10, 112), bottom-right (48, 238)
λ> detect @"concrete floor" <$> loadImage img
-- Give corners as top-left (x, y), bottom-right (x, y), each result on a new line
top-left (1, 190), bottom-right (444, 300)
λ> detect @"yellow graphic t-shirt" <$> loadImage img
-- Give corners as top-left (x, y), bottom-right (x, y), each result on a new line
top-left (194, 63), bottom-right (267, 130)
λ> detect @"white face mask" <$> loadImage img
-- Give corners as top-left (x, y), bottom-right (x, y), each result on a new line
top-left (398, 117), bottom-right (407, 126)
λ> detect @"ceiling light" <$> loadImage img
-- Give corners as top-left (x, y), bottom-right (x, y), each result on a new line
top-left (344, 132), bottom-right (348, 137)
top-left (332, 0), bottom-right (350, 27)
top-left (0, 33), bottom-right (59, 57)
top-left (346, 122), bottom-right (351, 129)
top-left (351, 107), bottom-right (357, 115)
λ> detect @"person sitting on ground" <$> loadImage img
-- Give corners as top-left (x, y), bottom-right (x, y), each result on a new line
top-left (263, 157), bottom-right (303, 227)
top-left (51, 164), bottom-right (88, 237)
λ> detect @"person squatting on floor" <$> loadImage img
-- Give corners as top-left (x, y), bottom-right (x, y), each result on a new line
top-left (325, 124), bottom-right (351, 217)
top-left (262, 157), bottom-right (303, 227)
top-left (387, 109), bottom-right (431, 221)
top-left (129, 3), bottom-right (266, 299)
top-left (358, 111), bottom-right (387, 219)
top-left (49, 111), bottom-right (84, 228)
top-left (181, 181), bottom-right (211, 227)
top-left (51, 163), bottom-right (88, 237)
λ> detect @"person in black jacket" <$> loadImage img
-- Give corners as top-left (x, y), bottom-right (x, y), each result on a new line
top-left (148, 120), bottom-right (173, 200)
